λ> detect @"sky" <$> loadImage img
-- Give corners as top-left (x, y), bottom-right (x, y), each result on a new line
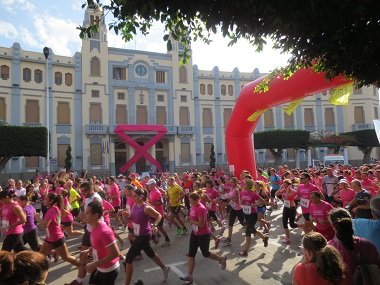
top-left (0, 0), bottom-right (290, 73)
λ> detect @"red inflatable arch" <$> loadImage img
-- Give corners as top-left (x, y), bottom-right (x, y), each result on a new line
top-left (225, 68), bottom-right (351, 178)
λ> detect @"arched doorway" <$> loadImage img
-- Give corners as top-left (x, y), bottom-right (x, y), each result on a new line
top-left (114, 138), bottom-right (127, 175)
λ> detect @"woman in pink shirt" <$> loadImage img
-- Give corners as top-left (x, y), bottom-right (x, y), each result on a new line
top-left (59, 189), bottom-right (84, 237)
top-left (334, 179), bottom-right (356, 208)
top-left (180, 192), bottom-right (227, 283)
top-left (309, 191), bottom-right (334, 241)
top-left (0, 189), bottom-right (27, 252)
top-left (35, 192), bottom-right (80, 267)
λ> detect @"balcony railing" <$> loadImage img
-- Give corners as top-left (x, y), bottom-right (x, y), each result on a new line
top-left (263, 126), bottom-right (275, 131)
top-left (352, 123), bottom-right (373, 131)
top-left (283, 125), bottom-right (295, 130)
top-left (23, 123), bottom-right (42, 127)
top-left (305, 125), bottom-right (316, 132)
top-left (56, 124), bottom-right (72, 134)
top-left (324, 124), bottom-right (336, 133)
top-left (164, 125), bottom-right (177, 135)
top-left (202, 127), bottom-right (214, 135)
top-left (85, 124), bottom-right (107, 135)
top-left (178, 126), bottom-right (195, 135)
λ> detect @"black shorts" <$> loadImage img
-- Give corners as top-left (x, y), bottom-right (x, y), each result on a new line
top-left (89, 266), bottom-right (120, 285)
top-left (150, 217), bottom-right (164, 227)
top-left (170, 205), bottom-right (181, 215)
top-left (270, 189), bottom-right (278, 198)
top-left (61, 221), bottom-right (72, 227)
top-left (45, 236), bottom-right (66, 249)
top-left (303, 213), bottom-right (311, 221)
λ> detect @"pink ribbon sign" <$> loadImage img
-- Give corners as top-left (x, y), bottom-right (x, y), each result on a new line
top-left (114, 125), bottom-right (167, 173)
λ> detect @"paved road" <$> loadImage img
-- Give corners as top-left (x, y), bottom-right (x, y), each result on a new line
top-left (22, 205), bottom-right (304, 285)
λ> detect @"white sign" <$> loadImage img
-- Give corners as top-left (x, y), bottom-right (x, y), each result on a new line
top-left (229, 165), bottom-right (235, 172)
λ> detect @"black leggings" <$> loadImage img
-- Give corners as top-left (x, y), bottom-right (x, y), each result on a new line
top-left (23, 228), bottom-right (41, 251)
top-left (89, 266), bottom-right (120, 285)
top-left (188, 231), bottom-right (211, 258)
top-left (2, 233), bottom-right (27, 252)
top-left (125, 235), bottom-right (155, 264)
top-left (228, 208), bottom-right (245, 227)
top-left (244, 213), bottom-right (258, 236)
top-left (282, 206), bottom-right (298, 229)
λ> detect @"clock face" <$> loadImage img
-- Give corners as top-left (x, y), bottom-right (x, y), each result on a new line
top-left (135, 65), bottom-right (147, 76)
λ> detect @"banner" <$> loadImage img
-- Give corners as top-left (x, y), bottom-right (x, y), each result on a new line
top-left (280, 98), bottom-right (304, 115)
top-left (329, 82), bottom-right (354, 105)
top-left (247, 108), bottom-right (268, 122)
top-left (374, 120), bottom-right (380, 144)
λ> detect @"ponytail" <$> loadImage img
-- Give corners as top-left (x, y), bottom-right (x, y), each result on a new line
top-left (315, 245), bottom-right (346, 284)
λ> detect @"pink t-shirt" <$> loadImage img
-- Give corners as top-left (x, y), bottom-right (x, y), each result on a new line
top-left (126, 196), bottom-right (134, 229)
top-left (44, 206), bottom-right (64, 242)
top-left (338, 189), bottom-right (356, 207)
top-left (148, 188), bottom-right (164, 216)
top-left (205, 188), bottom-right (219, 211)
top-left (61, 197), bottom-right (74, 223)
top-left (240, 190), bottom-right (260, 214)
top-left (296, 184), bottom-right (320, 214)
top-left (90, 221), bottom-right (119, 272)
top-left (309, 201), bottom-right (334, 230)
top-left (190, 203), bottom-right (210, 236)
top-left (108, 184), bottom-right (121, 207)
top-left (294, 262), bottom-right (351, 285)
top-left (1, 202), bottom-right (23, 235)
top-left (360, 179), bottom-right (373, 194)
top-left (102, 200), bottom-right (114, 226)
top-left (229, 187), bottom-right (242, 210)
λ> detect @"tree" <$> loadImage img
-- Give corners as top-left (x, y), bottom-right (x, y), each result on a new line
top-left (344, 129), bottom-right (379, 164)
top-left (65, 145), bottom-right (72, 172)
top-left (254, 130), bottom-right (309, 167)
top-left (80, 1), bottom-right (380, 88)
top-left (209, 144), bottom-right (216, 170)
top-left (0, 126), bottom-right (48, 173)
top-left (308, 131), bottom-right (356, 154)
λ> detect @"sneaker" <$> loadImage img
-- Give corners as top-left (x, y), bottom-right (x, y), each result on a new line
top-left (161, 240), bottom-right (171, 247)
top-left (180, 274), bottom-right (194, 283)
top-left (219, 226), bottom-right (226, 236)
top-left (214, 238), bottom-right (221, 249)
top-left (222, 238), bottom-right (231, 245)
top-left (219, 255), bottom-right (227, 270)
top-left (267, 208), bottom-right (273, 212)
top-left (134, 254), bottom-right (143, 261)
top-left (282, 238), bottom-right (291, 244)
top-left (181, 228), bottom-right (189, 235)
top-left (64, 280), bottom-right (82, 285)
top-left (118, 225), bottom-right (126, 231)
top-left (176, 227), bottom-right (182, 235)
top-left (211, 227), bottom-right (216, 233)
top-left (263, 236), bottom-right (269, 247)
top-left (162, 265), bottom-right (171, 282)
top-left (239, 250), bottom-right (248, 257)
top-left (135, 279), bottom-right (144, 285)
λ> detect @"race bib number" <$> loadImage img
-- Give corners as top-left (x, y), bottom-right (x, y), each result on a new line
top-left (192, 224), bottom-right (199, 232)
top-left (132, 222), bottom-right (140, 236)
top-left (300, 198), bottom-right (310, 208)
top-left (92, 249), bottom-right (99, 262)
top-left (126, 205), bottom-right (131, 213)
top-left (242, 205), bottom-right (251, 215)
top-left (284, 200), bottom-right (291, 208)
top-left (230, 201), bottom-right (236, 208)
top-left (206, 202), bottom-right (212, 209)
top-left (184, 189), bottom-right (189, 194)
top-left (1, 220), bottom-right (9, 227)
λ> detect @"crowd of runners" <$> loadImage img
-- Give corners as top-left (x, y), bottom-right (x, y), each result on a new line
top-left (0, 163), bottom-right (379, 285)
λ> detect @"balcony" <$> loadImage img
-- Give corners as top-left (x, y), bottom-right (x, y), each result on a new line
top-left (283, 125), bottom-right (295, 130)
top-left (263, 126), bottom-right (275, 131)
top-left (23, 123), bottom-right (42, 127)
top-left (352, 123), bottom-right (373, 131)
top-left (305, 125), bottom-right (316, 132)
top-left (202, 127), bottom-right (214, 135)
top-left (85, 124), bottom-right (107, 135)
top-left (178, 126), bottom-right (195, 135)
top-left (56, 124), bottom-right (72, 134)
top-left (324, 124), bottom-right (336, 133)
top-left (164, 125), bottom-right (177, 135)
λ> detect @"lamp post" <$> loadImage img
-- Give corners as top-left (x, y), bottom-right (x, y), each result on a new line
top-left (43, 47), bottom-right (50, 176)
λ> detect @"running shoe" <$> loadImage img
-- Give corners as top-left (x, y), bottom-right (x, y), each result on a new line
top-left (219, 226), bottom-right (226, 236)
top-left (118, 225), bottom-right (126, 231)
top-left (161, 240), bottom-right (171, 247)
top-left (239, 250), bottom-right (248, 257)
top-left (176, 227), bottom-right (182, 235)
top-left (219, 255), bottom-right (227, 270)
top-left (267, 208), bottom-right (273, 213)
top-left (162, 265), bottom-right (171, 281)
top-left (180, 274), bottom-right (194, 283)
top-left (214, 238), bottom-right (221, 249)
top-left (134, 254), bottom-right (143, 261)
top-left (222, 238), bottom-right (231, 245)
top-left (135, 279), bottom-right (144, 285)
top-left (282, 238), bottom-right (291, 244)
top-left (263, 236), bottom-right (269, 247)
top-left (181, 227), bottom-right (189, 235)
top-left (64, 280), bottom-right (82, 285)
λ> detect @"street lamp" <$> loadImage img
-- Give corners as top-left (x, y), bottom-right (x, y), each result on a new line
top-left (43, 47), bottom-right (50, 176)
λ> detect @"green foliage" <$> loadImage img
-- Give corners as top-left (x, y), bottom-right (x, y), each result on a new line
top-left (65, 145), bottom-right (72, 172)
top-left (343, 129), bottom-right (380, 147)
top-left (254, 130), bottom-right (310, 149)
top-left (79, 0), bottom-right (380, 88)
top-left (210, 144), bottom-right (216, 169)
top-left (0, 126), bottom-right (48, 157)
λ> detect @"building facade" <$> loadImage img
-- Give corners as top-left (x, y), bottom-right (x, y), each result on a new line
top-left (0, 8), bottom-right (379, 177)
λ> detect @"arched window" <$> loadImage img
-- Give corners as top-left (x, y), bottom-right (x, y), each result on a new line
top-left (179, 66), bottom-right (187, 83)
top-left (221, 85), bottom-right (226, 95)
top-left (200, 84), bottom-right (205, 95)
top-left (91, 57), bottom-right (100, 76)
top-left (207, 84), bottom-right (213, 95)
top-left (55, 72), bottom-right (62, 85)
top-left (23, 68), bottom-right (31, 82)
top-left (1, 65), bottom-right (9, 80)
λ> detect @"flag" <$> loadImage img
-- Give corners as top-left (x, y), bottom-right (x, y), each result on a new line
top-left (280, 98), bottom-right (304, 115)
top-left (373, 120), bottom-right (380, 144)
top-left (247, 108), bottom-right (268, 122)
top-left (329, 82), bottom-right (354, 105)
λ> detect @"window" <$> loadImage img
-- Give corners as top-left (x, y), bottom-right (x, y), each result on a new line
top-left (353, 86), bottom-right (362, 95)
top-left (90, 103), bottom-right (102, 124)
top-left (1, 65), bottom-right (9, 80)
top-left (55, 72), bottom-right (62, 85)
top-left (204, 143), bottom-right (212, 162)
top-left (26, 157), bottom-right (39, 168)
top-left (304, 108), bottom-right (314, 126)
top-left (57, 102), bottom-right (70, 124)
top-left (221, 85), bottom-right (226, 95)
top-left (157, 94), bottom-right (164, 102)
top-left (180, 95), bottom-right (187, 102)
top-left (207, 84), bottom-right (213, 95)
top-left (91, 90), bottom-right (100, 98)
top-left (34, 69), bottom-right (43, 84)
top-left (179, 107), bottom-right (189, 125)
top-left (116, 105), bottom-right (127, 124)
top-left (287, 149), bottom-right (295, 159)
top-left (223, 109), bottom-right (232, 127)
top-left (90, 143), bottom-right (102, 165)
top-left (202, 108), bottom-right (213, 127)
top-left (25, 100), bottom-right (39, 123)
top-left (156, 71), bottom-right (165, 83)
top-left (200, 84), bottom-right (205, 95)
top-left (23, 68), bottom-right (31, 82)
top-left (0, 98), bottom-right (5, 122)
top-left (90, 15), bottom-right (100, 28)
top-left (58, 144), bottom-right (69, 166)
top-left (156, 106), bottom-right (167, 125)
top-left (117, 92), bottom-right (125, 100)
top-left (354, 106), bottom-right (365, 124)
top-left (181, 143), bottom-right (190, 162)
top-left (324, 108), bottom-right (335, 125)
top-left (136, 106), bottom-right (147, 124)
top-left (284, 112), bottom-right (294, 127)
top-left (91, 57), bottom-right (100, 76)
top-left (113, 67), bottom-right (126, 80)
top-left (179, 66), bottom-right (187, 83)
top-left (228, 85), bottom-right (233, 96)
top-left (65, 73), bottom-right (72, 86)
top-left (264, 109), bottom-right (274, 127)
top-left (375, 107), bottom-right (379, 120)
